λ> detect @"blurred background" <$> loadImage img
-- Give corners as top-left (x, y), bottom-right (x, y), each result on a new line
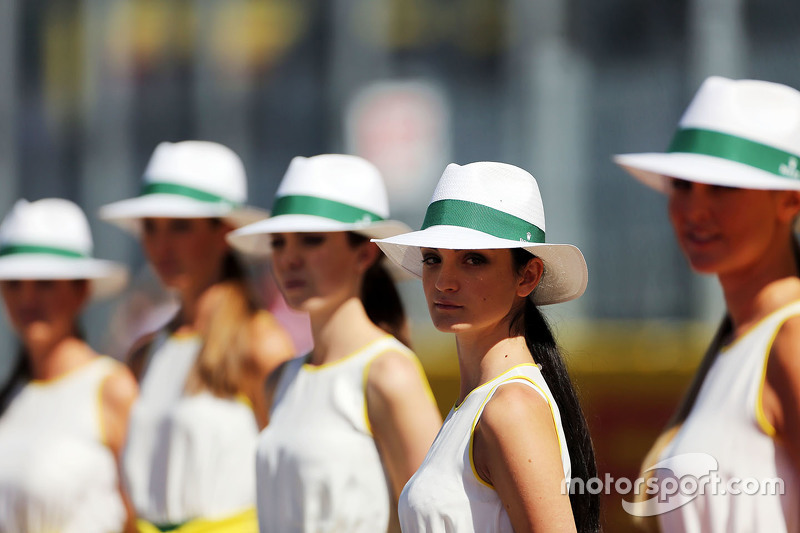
top-left (0, 0), bottom-right (798, 529)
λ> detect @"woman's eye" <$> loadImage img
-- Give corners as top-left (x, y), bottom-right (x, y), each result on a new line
top-left (142, 219), bottom-right (156, 235)
top-left (421, 255), bottom-right (440, 266)
top-left (170, 219), bottom-right (194, 233)
top-left (270, 237), bottom-right (285, 249)
top-left (301, 234), bottom-right (325, 246)
top-left (464, 254), bottom-right (486, 266)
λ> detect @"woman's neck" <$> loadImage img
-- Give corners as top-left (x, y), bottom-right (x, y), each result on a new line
top-left (454, 328), bottom-right (532, 404)
top-left (27, 336), bottom-right (94, 381)
top-left (719, 243), bottom-right (800, 336)
top-left (308, 297), bottom-right (385, 365)
top-left (173, 280), bottom-right (220, 333)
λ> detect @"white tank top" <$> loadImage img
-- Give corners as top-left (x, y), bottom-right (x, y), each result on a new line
top-left (0, 356), bottom-right (125, 533)
top-left (658, 301), bottom-right (800, 533)
top-left (256, 335), bottom-right (414, 533)
top-left (399, 363), bottom-right (571, 533)
top-left (123, 331), bottom-right (259, 526)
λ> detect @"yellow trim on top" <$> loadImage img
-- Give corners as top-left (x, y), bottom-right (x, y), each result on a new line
top-left (720, 299), bottom-right (800, 353)
top-left (234, 393), bottom-right (253, 410)
top-left (137, 507), bottom-right (258, 533)
top-left (302, 334), bottom-right (393, 372)
top-left (361, 339), bottom-right (433, 436)
top-left (97, 369), bottom-right (112, 446)
top-left (168, 330), bottom-right (201, 341)
top-left (467, 365), bottom-right (564, 490)
top-left (454, 363), bottom-right (538, 411)
top-left (29, 355), bottom-right (104, 386)
top-left (753, 313), bottom-right (800, 439)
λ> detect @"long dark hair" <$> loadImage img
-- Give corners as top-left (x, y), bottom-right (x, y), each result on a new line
top-left (347, 232), bottom-right (410, 347)
top-left (0, 348), bottom-right (30, 415)
top-left (511, 248), bottom-right (600, 533)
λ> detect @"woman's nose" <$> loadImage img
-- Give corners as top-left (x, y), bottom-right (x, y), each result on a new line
top-left (434, 261), bottom-right (459, 292)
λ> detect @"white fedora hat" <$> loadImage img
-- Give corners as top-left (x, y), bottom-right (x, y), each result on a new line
top-left (373, 162), bottom-right (588, 305)
top-left (227, 154), bottom-right (411, 255)
top-left (0, 199), bottom-right (128, 300)
top-left (99, 140), bottom-right (269, 234)
top-left (614, 76), bottom-right (800, 193)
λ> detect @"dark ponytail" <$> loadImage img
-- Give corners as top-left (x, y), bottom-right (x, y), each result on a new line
top-left (0, 347), bottom-right (30, 416)
top-left (511, 249), bottom-right (600, 533)
top-left (347, 232), bottom-right (410, 347)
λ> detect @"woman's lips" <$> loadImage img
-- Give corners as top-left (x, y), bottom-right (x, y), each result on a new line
top-left (434, 300), bottom-right (462, 310)
top-left (282, 279), bottom-right (306, 290)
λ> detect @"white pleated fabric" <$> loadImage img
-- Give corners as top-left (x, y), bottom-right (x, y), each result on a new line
top-left (256, 335), bottom-right (415, 533)
top-left (0, 357), bottom-right (125, 533)
top-left (123, 332), bottom-right (258, 525)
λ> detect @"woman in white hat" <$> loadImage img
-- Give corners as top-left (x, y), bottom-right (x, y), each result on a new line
top-left (227, 153), bottom-right (443, 533)
top-left (0, 198), bottom-right (136, 532)
top-left (373, 161), bottom-right (600, 533)
top-left (99, 140), bottom-right (295, 532)
top-left (615, 76), bottom-right (800, 532)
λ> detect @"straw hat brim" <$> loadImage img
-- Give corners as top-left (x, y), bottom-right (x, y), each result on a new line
top-left (98, 194), bottom-right (269, 235)
top-left (0, 256), bottom-right (129, 300)
top-left (227, 214), bottom-right (412, 255)
top-left (613, 152), bottom-right (800, 193)
top-left (373, 225), bottom-right (588, 305)
top-left (227, 214), bottom-right (415, 281)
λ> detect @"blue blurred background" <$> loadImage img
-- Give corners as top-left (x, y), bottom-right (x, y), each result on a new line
top-left (0, 0), bottom-right (798, 529)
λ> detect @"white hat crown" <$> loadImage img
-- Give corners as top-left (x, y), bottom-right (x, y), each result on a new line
top-left (677, 76), bottom-right (800, 157)
top-left (227, 154), bottom-right (412, 263)
top-left (272, 154), bottom-right (390, 221)
top-left (0, 199), bottom-right (128, 298)
top-left (0, 199), bottom-right (93, 257)
top-left (424, 162), bottom-right (546, 241)
top-left (99, 140), bottom-right (269, 234)
top-left (143, 141), bottom-right (248, 204)
top-left (615, 77), bottom-right (800, 191)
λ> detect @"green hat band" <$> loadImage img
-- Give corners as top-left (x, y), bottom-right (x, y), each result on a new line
top-left (0, 244), bottom-right (87, 259)
top-left (422, 199), bottom-right (545, 243)
top-left (141, 182), bottom-right (239, 206)
top-left (669, 128), bottom-right (800, 179)
top-left (272, 195), bottom-right (385, 224)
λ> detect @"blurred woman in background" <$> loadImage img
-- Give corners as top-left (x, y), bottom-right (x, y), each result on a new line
top-left (0, 198), bottom-right (136, 533)
top-left (228, 154), bottom-right (443, 533)
top-left (375, 161), bottom-right (599, 532)
top-left (616, 76), bottom-right (800, 532)
top-left (99, 140), bottom-right (295, 532)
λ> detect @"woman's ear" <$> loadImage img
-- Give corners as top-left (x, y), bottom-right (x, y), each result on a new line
top-left (517, 256), bottom-right (544, 299)
top-left (778, 191), bottom-right (800, 224)
top-left (76, 279), bottom-right (91, 308)
top-left (356, 241), bottom-right (382, 274)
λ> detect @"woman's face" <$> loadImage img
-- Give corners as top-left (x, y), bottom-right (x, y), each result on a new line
top-left (667, 179), bottom-right (800, 276)
top-left (269, 232), bottom-right (369, 314)
top-left (141, 218), bottom-right (231, 295)
top-left (420, 248), bottom-right (541, 336)
top-left (0, 279), bottom-right (88, 346)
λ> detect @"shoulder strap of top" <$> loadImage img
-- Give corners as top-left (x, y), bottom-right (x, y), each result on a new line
top-left (359, 335), bottom-right (412, 363)
top-left (469, 364), bottom-right (567, 485)
top-left (766, 299), bottom-right (800, 325)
